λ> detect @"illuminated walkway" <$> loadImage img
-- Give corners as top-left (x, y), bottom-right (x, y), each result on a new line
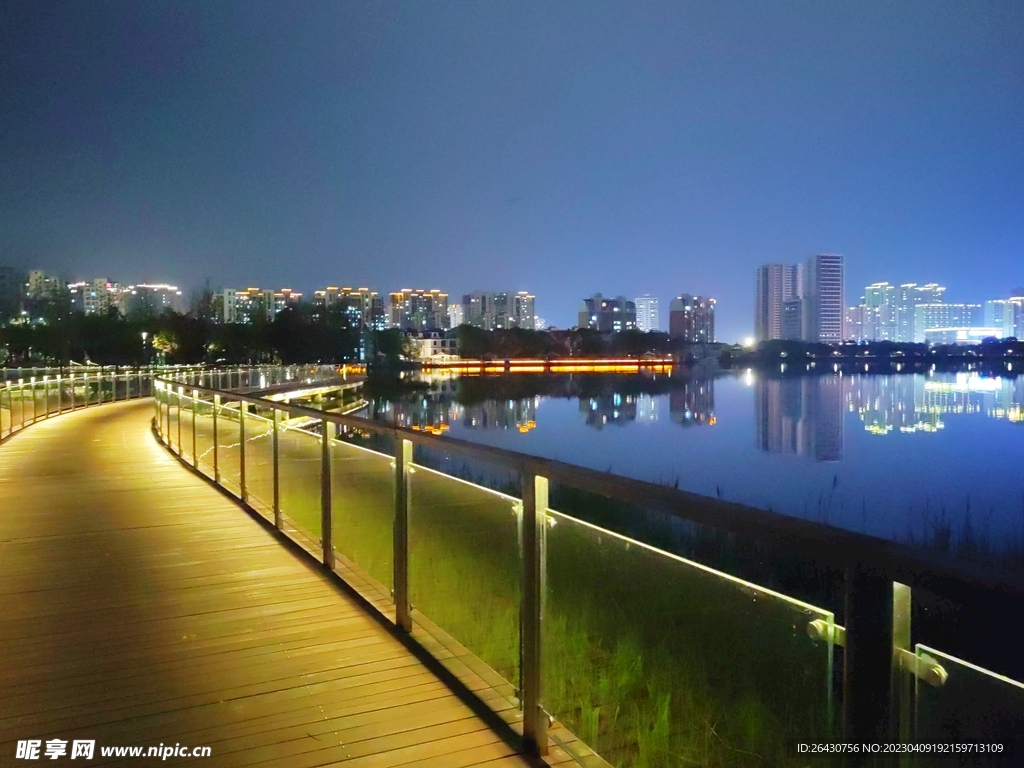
top-left (0, 401), bottom-right (536, 767)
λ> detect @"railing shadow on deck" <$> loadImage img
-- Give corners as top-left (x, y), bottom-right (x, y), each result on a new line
top-left (147, 368), bottom-right (1024, 768)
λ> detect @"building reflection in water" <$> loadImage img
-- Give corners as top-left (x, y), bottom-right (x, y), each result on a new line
top-left (848, 372), bottom-right (1024, 434)
top-left (580, 381), bottom-right (714, 429)
top-left (669, 380), bottom-right (715, 427)
top-left (463, 398), bottom-right (538, 433)
top-left (580, 392), bottom-right (637, 428)
top-left (382, 376), bottom-right (542, 434)
top-left (754, 375), bottom-right (844, 461)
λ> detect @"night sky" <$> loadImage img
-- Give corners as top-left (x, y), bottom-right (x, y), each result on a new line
top-left (2, 1), bottom-right (1022, 340)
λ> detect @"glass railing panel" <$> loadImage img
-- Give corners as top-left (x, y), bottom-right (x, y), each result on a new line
top-left (243, 405), bottom-right (275, 521)
top-left (178, 393), bottom-right (195, 463)
top-left (1, 388), bottom-right (10, 435)
top-left (87, 375), bottom-right (100, 405)
top-left (32, 383), bottom-right (46, 419)
top-left (215, 400), bottom-right (241, 495)
top-left (277, 419), bottom-right (322, 550)
top-left (330, 437), bottom-right (395, 600)
top-left (193, 395), bottom-right (216, 479)
top-left (167, 392), bottom-right (180, 452)
top-left (12, 384), bottom-right (25, 427)
top-left (408, 448), bottom-right (522, 702)
top-left (914, 645), bottom-right (1024, 753)
top-left (543, 509), bottom-right (836, 767)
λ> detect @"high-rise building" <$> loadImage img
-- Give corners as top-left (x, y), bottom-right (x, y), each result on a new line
top-left (390, 289), bottom-right (448, 331)
top-left (68, 279), bottom-right (119, 315)
top-left (634, 295), bottom-right (660, 332)
top-left (220, 288), bottom-right (271, 323)
top-left (120, 284), bottom-right (183, 317)
top-left (511, 291), bottom-right (535, 330)
top-left (862, 282), bottom-right (897, 341)
top-left (448, 304), bottom-right (464, 328)
top-left (986, 293), bottom-right (1024, 340)
top-left (0, 266), bottom-right (27, 321)
top-left (782, 299), bottom-right (803, 341)
top-left (669, 295), bottom-right (715, 342)
top-left (461, 291), bottom-right (535, 330)
top-left (804, 254), bottom-right (844, 343)
top-left (272, 288), bottom-right (302, 315)
top-left (313, 287), bottom-right (385, 329)
top-left (755, 263), bottom-right (802, 342)
top-left (578, 294), bottom-right (636, 333)
top-left (913, 303), bottom-right (982, 342)
top-left (26, 269), bottom-right (63, 301)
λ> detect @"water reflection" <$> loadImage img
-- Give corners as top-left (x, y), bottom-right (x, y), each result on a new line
top-left (754, 377), bottom-right (844, 461)
top-left (669, 381), bottom-right (715, 427)
top-left (848, 372), bottom-right (1024, 435)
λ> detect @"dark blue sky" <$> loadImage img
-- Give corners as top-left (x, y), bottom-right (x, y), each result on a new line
top-left (2, 1), bottom-right (1022, 340)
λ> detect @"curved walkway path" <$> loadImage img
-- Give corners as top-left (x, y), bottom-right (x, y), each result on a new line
top-left (0, 401), bottom-right (533, 767)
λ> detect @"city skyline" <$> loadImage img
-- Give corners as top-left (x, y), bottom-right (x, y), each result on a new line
top-left (7, 261), bottom-right (1024, 344)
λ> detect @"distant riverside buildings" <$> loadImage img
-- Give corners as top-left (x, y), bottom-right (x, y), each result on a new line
top-left (313, 286), bottom-right (386, 329)
top-left (669, 294), bottom-right (715, 342)
top-left (390, 289), bottom-right (448, 331)
top-left (461, 291), bottom-right (535, 330)
top-left (755, 254), bottom-right (844, 343)
top-left (634, 295), bottom-right (660, 332)
top-left (755, 263), bottom-right (802, 342)
top-left (846, 282), bottom-right (947, 342)
top-left (26, 269), bottom-right (63, 301)
top-left (844, 279), bottom-right (1024, 344)
top-left (219, 287), bottom-right (300, 324)
top-left (121, 284), bottom-right (184, 316)
top-left (68, 279), bottom-right (118, 315)
top-left (578, 294), bottom-right (636, 333)
top-left (448, 304), bottom-right (464, 328)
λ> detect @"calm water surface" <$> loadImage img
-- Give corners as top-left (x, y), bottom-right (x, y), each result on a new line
top-left (363, 371), bottom-right (1024, 551)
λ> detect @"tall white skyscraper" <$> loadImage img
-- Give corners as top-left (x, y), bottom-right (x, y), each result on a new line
top-left (805, 254), bottom-right (845, 343)
top-left (634, 295), bottom-right (659, 332)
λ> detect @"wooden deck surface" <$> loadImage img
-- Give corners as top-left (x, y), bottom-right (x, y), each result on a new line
top-left (0, 400), bottom-right (537, 767)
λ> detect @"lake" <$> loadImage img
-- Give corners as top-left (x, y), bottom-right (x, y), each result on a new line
top-left (359, 369), bottom-right (1024, 554)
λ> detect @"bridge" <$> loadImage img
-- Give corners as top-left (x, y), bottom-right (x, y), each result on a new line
top-left (1, 366), bottom-right (1022, 766)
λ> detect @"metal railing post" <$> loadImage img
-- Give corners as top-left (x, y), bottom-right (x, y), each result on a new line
top-left (191, 390), bottom-right (198, 469)
top-left (176, 386), bottom-right (183, 454)
top-left (321, 418), bottom-right (334, 568)
top-left (57, 375), bottom-right (63, 415)
top-left (112, 370), bottom-right (118, 401)
top-left (843, 567), bottom-right (894, 746)
top-left (213, 394), bottom-right (221, 483)
top-left (394, 438), bottom-right (412, 632)
top-left (43, 377), bottom-right (50, 417)
top-left (239, 400), bottom-right (247, 500)
top-left (30, 377), bottom-right (37, 423)
top-left (892, 582), bottom-right (913, 748)
top-left (521, 473), bottom-right (549, 755)
top-left (272, 407), bottom-right (281, 529)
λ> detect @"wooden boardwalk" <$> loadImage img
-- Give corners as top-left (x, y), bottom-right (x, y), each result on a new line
top-left (0, 401), bottom-right (536, 767)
